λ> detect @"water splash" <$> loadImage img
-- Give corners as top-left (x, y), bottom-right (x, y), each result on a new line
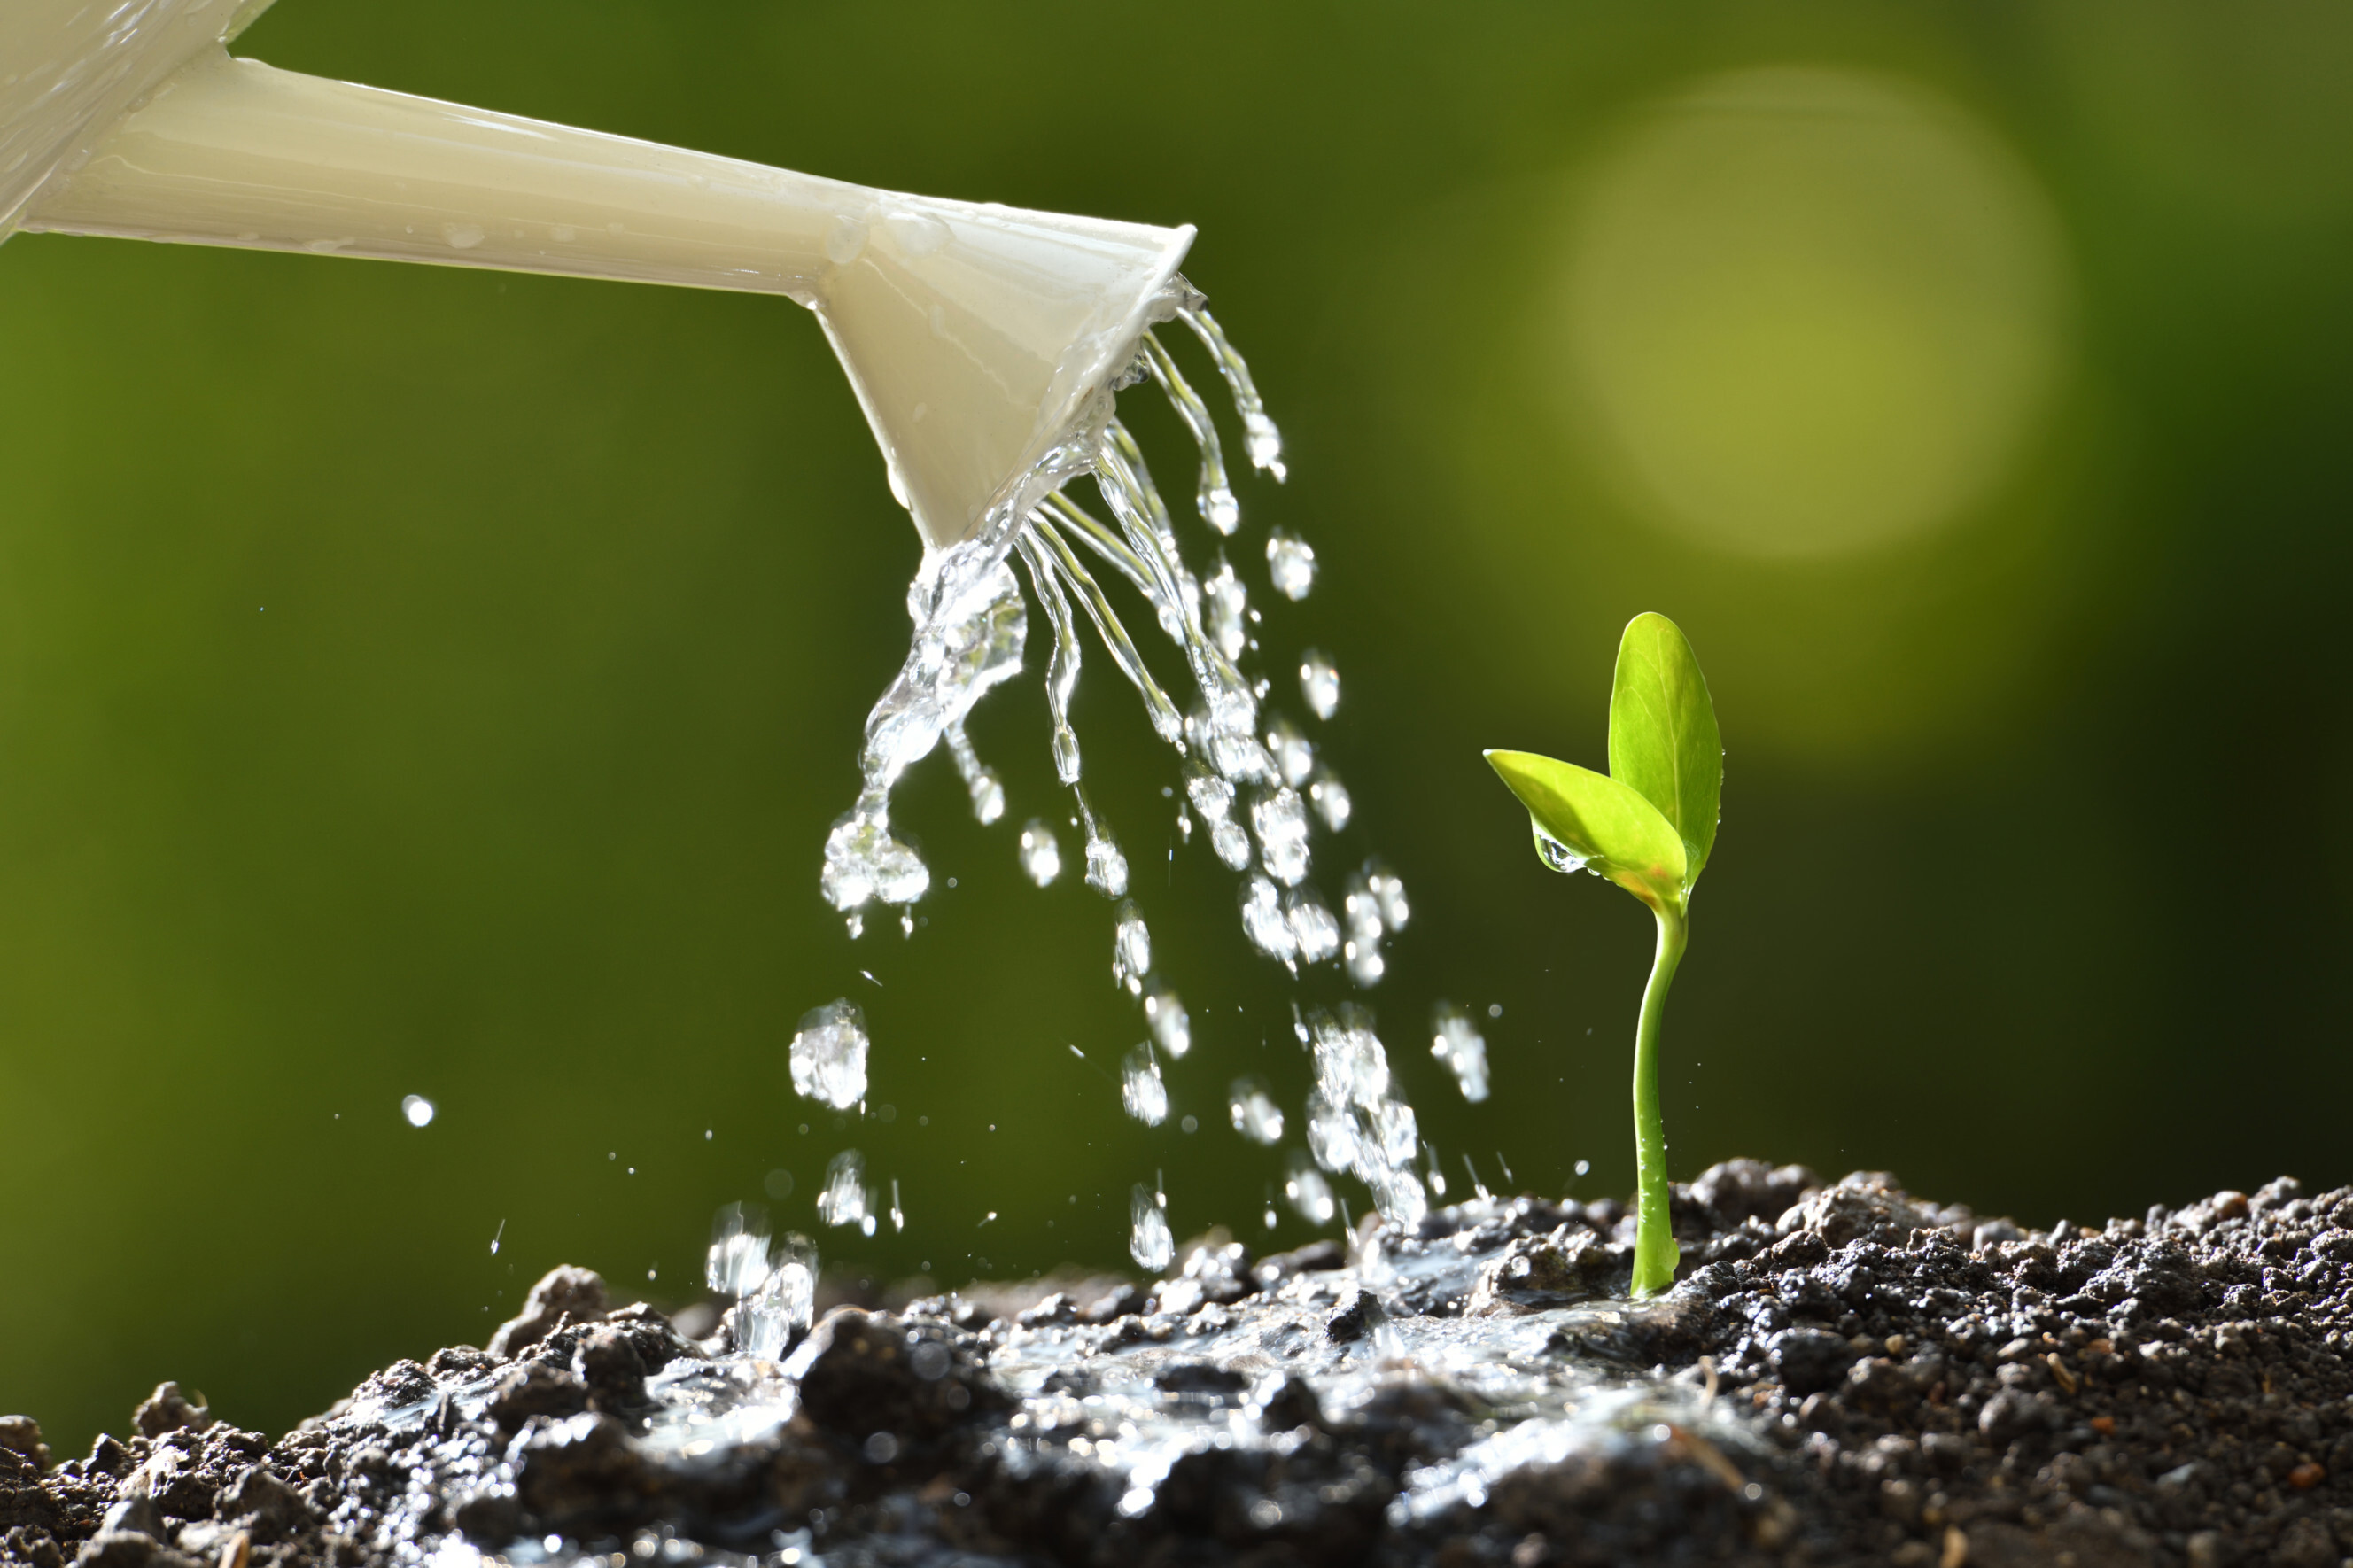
top-left (788, 998), bottom-right (869, 1110)
top-left (1301, 1004), bottom-right (1427, 1228)
top-left (816, 1151), bottom-right (875, 1237)
top-left (736, 1233), bottom-right (817, 1358)
top-left (705, 1201), bottom-right (773, 1298)
top-left (1431, 1001), bottom-right (1492, 1104)
top-left (1121, 1043), bottom-right (1169, 1127)
top-left (1129, 1183), bottom-right (1174, 1270)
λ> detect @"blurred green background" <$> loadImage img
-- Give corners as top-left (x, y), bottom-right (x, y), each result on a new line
top-left (5, 0), bottom-right (2351, 1456)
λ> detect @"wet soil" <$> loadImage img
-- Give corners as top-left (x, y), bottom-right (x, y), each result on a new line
top-left (6, 1163), bottom-right (2351, 1568)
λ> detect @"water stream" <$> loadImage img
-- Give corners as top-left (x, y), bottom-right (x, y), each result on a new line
top-left (796, 281), bottom-right (1445, 1273)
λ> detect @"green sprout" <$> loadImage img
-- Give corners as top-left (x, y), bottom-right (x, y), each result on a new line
top-left (1486, 612), bottom-right (1721, 1299)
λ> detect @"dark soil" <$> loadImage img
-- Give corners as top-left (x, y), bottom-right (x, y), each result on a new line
top-left (7, 1164), bottom-right (2352, 1568)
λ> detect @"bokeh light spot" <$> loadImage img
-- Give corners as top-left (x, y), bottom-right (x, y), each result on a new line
top-left (1555, 66), bottom-right (2070, 558)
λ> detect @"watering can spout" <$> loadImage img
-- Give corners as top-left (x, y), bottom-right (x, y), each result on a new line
top-left (0, 5), bottom-right (1192, 549)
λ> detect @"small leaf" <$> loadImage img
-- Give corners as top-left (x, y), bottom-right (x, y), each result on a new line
top-left (1484, 749), bottom-right (1687, 914)
top-left (1607, 613), bottom-right (1722, 887)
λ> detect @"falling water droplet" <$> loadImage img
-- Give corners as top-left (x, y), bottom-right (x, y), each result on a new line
top-left (1129, 1184), bottom-right (1174, 1270)
top-left (1184, 762), bottom-right (1252, 871)
top-left (944, 721), bottom-right (1006, 824)
top-left (1430, 1001), bottom-right (1492, 1103)
top-left (1308, 768), bottom-right (1352, 833)
top-left (823, 806), bottom-right (931, 914)
top-left (1121, 1043), bottom-right (1168, 1126)
top-left (1283, 1153), bottom-right (1336, 1226)
top-left (1112, 900), bottom-right (1152, 992)
top-left (789, 999), bottom-right (870, 1110)
top-left (816, 1151), bottom-right (873, 1231)
top-left (1264, 718), bottom-right (1314, 788)
top-left (1252, 788), bottom-right (1311, 886)
top-left (1144, 985), bottom-right (1191, 1058)
top-left (1227, 1076), bottom-right (1285, 1145)
top-left (1018, 819), bottom-right (1062, 886)
top-left (1239, 874), bottom-right (1297, 966)
top-left (1285, 885), bottom-right (1341, 966)
top-left (1203, 556), bottom-right (1249, 662)
top-left (1364, 860), bottom-right (1410, 929)
top-left (1266, 532), bottom-right (1316, 601)
top-left (1299, 651), bottom-right (1340, 720)
top-left (1084, 819), bottom-right (1129, 898)
top-left (1341, 871), bottom-right (1386, 988)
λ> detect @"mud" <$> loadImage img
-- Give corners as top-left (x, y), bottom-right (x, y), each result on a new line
top-left (5, 1162), bottom-right (2350, 1568)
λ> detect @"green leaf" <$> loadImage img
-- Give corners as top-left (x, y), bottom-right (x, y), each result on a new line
top-left (1607, 613), bottom-right (1722, 887)
top-left (1484, 749), bottom-right (1688, 915)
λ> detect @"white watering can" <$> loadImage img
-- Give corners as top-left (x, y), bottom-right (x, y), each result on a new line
top-left (0, 0), bottom-right (1196, 550)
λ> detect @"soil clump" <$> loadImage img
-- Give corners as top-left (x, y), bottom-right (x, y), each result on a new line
top-left (5, 1163), bottom-right (2351, 1567)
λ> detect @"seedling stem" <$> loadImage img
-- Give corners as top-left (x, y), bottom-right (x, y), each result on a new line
top-left (1633, 905), bottom-right (1686, 1297)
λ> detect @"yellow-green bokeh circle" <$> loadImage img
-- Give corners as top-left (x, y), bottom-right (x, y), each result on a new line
top-left (1553, 66), bottom-right (2070, 559)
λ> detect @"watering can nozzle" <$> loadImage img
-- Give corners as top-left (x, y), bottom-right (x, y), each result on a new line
top-left (0, 1), bottom-right (1193, 549)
